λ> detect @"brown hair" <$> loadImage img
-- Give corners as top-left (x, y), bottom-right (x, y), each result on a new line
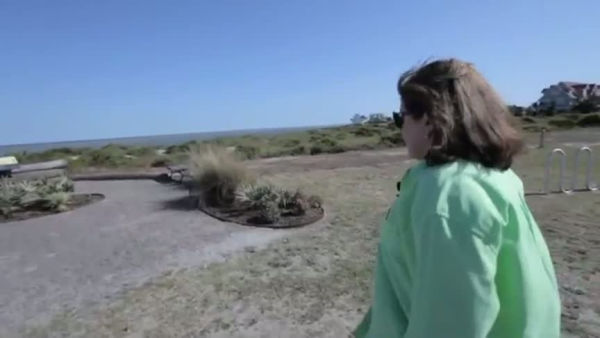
top-left (397, 58), bottom-right (524, 170)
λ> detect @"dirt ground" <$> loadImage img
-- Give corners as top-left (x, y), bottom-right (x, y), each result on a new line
top-left (19, 128), bottom-right (600, 337)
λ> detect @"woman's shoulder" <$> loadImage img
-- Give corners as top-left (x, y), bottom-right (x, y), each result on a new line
top-left (408, 160), bottom-right (522, 193)
top-left (406, 160), bottom-right (521, 222)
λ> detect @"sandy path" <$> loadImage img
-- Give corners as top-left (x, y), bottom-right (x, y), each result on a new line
top-left (0, 181), bottom-right (295, 336)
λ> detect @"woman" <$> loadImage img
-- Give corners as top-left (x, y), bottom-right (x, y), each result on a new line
top-left (354, 59), bottom-right (561, 337)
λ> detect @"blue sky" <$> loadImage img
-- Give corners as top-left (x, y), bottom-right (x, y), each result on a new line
top-left (1, 0), bottom-right (599, 145)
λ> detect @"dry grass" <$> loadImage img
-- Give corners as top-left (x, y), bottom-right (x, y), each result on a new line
top-left (188, 145), bottom-right (255, 206)
top-left (21, 133), bottom-right (600, 337)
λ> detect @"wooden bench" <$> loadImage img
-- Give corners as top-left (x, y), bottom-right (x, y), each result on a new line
top-left (166, 165), bottom-right (189, 183)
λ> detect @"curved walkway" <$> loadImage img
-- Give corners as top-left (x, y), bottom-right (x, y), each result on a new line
top-left (0, 180), bottom-right (291, 336)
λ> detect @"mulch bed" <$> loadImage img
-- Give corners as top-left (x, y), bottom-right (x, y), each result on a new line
top-left (0, 193), bottom-right (105, 223)
top-left (198, 199), bottom-right (325, 229)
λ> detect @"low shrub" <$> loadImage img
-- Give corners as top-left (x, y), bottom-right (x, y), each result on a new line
top-left (165, 143), bottom-right (192, 154)
top-left (236, 184), bottom-right (322, 223)
top-left (39, 192), bottom-right (70, 212)
top-left (14, 147), bottom-right (87, 165)
top-left (318, 138), bottom-right (337, 147)
top-left (188, 145), bottom-right (254, 207)
top-left (150, 157), bottom-right (171, 168)
top-left (257, 200), bottom-right (281, 223)
top-left (576, 113), bottom-right (600, 127)
top-left (0, 176), bottom-right (74, 217)
top-left (127, 146), bottom-right (155, 157)
top-left (352, 126), bottom-right (377, 137)
top-left (521, 117), bottom-right (536, 123)
top-left (379, 133), bottom-right (405, 146)
top-left (309, 145), bottom-right (324, 155)
top-left (307, 195), bottom-right (323, 209)
top-left (309, 134), bottom-right (324, 143)
top-left (288, 146), bottom-right (306, 156)
top-left (82, 145), bottom-right (131, 167)
top-left (236, 145), bottom-right (260, 160)
top-left (335, 132), bottom-right (348, 140)
top-left (563, 113), bottom-right (582, 121)
top-left (309, 144), bottom-right (345, 155)
top-left (548, 118), bottom-right (576, 129)
top-left (237, 184), bottom-right (279, 206)
top-left (308, 137), bottom-right (345, 155)
top-left (281, 139), bottom-right (301, 148)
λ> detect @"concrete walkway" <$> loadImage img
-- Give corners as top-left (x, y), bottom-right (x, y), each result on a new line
top-left (0, 180), bottom-right (289, 335)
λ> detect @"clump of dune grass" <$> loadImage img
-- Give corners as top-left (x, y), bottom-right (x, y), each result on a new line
top-left (188, 145), bottom-right (255, 207)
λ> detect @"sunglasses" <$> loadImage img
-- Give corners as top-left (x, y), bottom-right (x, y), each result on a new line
top-left (392, 110), bottom-right (407, 128)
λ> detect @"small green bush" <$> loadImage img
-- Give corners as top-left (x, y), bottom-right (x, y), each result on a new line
top-left (291, 191), bottom-right (312, 215)
top-left (288, 146), bottom-right (306, 156)
top-left (307, 195), bottom-right (323, 209)
top-left (563, 113), bottom-right (582, 121)
top-left (309, 146), bottom-right (324, 155)
top-left (258, 200), bottom-right (280, 223)
top-left (281, 139), bottom-right (301, 148)
top-left (309, 134), bottom-right (324, 143)
top-left (40, 192), bottom-right (70, 212)
top-left (309, 144), bottom-right (345, 155)
top-left (352, 126), bottom-right (377, 137)
top-left (318, 137), bottom-right (337, 148)
top-left (85, 150), bottom-right (126, 167)
top-left (14, 147), bottom-right (86, 164)
top-left (334, 132), bottom-right (348, 140)
top-left (236, 185), bottom-right (321, 222)
top-left (0, 176), bottom-right (74, 217)
top-left (576, 113), bottom-right (600, 127)
top-left (379, 133), bottom-right (405, 146)
top-left (309, 137), bottom-right (344, 155)
top-left (127, 146), bottom-right (155, 157)
top-left (166, 143), bottom-right (190, 154)
top-left (277, 189), bottom-right (295, 209)
top-left (521, 117), bottom-right (536, 123)
top-left (150, 157), bottom-right (170, 168)
top-left (237, 184), bottom-right (281, 223)
top-left (236, 145), bottom-right (260, 160)
top-left (238, 184), bottom-right (278, 205)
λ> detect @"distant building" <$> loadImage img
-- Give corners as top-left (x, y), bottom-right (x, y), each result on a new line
top-left (351, 113), bottom-right (392, 124)
top-left (351, 114), bottom-right (368, 125)
top-left (533, 82), bottom-right (600, 112)
top-left (367, 113), bottom-right (389, 123)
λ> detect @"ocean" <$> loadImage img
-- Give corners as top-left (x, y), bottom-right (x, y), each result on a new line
top-left (0, 125), bottom-right (330, 155)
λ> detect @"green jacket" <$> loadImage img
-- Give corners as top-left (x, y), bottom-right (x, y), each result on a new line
top-left (355, 160), bottom-right (561, 338)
